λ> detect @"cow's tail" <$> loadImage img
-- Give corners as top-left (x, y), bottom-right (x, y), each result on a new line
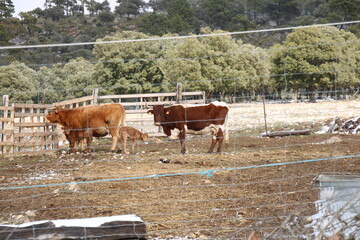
top-left (224, 109), bottom-right (229, 143)
top-left (116, 106), bottom-right (126, 139)
top-left (120, 108), bottom-right (126, 127)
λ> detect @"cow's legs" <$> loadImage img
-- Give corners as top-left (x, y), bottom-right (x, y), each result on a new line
top-left (85, 130), bottom-right (93, 153)
top-left (69, 140), bottom-right (76, 154)
top-left (215, 129), bottom-right (224, 153)
top-left (208, 137), bottom-right (217, 153)
top-left (179, 129), bottom-right (186, 154)
top-left (109, 126), bottom-right (119, 152)
top-left (123, 136), bottom-right (130, 154)
top-left (207, 127), bottom-right (220, 153)
top-left (131, 140), bottom-right (136, 153)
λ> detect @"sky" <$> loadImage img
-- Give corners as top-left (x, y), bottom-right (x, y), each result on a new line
top-left (12, 0), bottom-right (118, 17)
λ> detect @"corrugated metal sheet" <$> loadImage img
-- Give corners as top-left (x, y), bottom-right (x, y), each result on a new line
top-left (312, 175), bottom-right (360, 239)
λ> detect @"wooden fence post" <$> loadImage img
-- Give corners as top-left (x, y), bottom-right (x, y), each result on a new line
top-left (176, 83), bottom-right (182, 103)
top-left (92, 88), bottom-right (99, 105)
top-left (202, 91), bottom-right (206, 103)
top-left (2, 95), bottom-right (8, 107)
top-left (10, 103), bottom-right (14, 154)
top-left (1, 96), bottom-right (8, 154)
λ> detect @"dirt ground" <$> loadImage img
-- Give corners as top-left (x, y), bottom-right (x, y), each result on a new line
top-left (0, 100), bottom-right (360, 239)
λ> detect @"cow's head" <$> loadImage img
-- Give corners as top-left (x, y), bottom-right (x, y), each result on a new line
top-left (147, 105), bottom-right (170, 126)
top-left (45, 107), bottom-right (62, 124)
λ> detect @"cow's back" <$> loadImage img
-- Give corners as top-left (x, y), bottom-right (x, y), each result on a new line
top-left (184, 103), bottom-right (228, 130)
top-left (59, 103), bottom-right (125, 129)
top-left (86, 103), bottom-right (125, 128)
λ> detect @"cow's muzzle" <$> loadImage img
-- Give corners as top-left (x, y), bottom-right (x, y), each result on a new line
top-left (154, 122), bottom-right (161, 126)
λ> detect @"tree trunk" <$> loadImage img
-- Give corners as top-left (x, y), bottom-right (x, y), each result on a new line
top-left (293, 90), bottom-right (298, 103)
top-left (309, 89), bottom-right (317, 103)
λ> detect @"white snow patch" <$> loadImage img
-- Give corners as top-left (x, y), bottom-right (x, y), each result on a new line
top-left (27, 170), bottom-right (58, 181)
top-left (0, 214), bottom-right (143, 228)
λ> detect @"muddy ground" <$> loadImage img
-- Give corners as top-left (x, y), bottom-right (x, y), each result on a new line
top-left (0, 100), bottom-right (360, 239)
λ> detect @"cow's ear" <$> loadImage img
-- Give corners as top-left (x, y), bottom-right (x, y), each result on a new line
top-left (165, 110), bottom-right (170, 115)
top-left (147, 110), bottom-right (153, 115)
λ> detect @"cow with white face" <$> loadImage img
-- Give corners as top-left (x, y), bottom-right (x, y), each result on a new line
top-left (147, 102), bottom-right (229, 154)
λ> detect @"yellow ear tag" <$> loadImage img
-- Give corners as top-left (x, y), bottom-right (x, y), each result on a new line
top-left (166, 111), bottom-right (170, 115)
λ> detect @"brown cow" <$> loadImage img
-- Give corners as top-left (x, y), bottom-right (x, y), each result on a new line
top-left (46, 103), bottom-right (126, 153)
top-left (147, 101), bottom-right (229, 154)
top-left (118, 126), bottom-right (150, 154)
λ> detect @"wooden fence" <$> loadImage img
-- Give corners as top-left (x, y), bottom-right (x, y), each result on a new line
top-left (0, 96), bottom-right (58, 154)
top-left (54, 88), bottom-right (206, 113)
top-left (0, 88), bottom-right (205, 154)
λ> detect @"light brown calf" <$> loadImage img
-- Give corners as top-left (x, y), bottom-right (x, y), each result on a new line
top-left (118, 126), bottom-right (149, 154)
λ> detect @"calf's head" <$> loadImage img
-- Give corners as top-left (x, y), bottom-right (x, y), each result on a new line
top-left (141, 133), bottom-right (150, 142)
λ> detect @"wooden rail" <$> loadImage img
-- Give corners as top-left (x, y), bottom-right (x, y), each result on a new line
top-left (54, 89), bottom-right (205, 114)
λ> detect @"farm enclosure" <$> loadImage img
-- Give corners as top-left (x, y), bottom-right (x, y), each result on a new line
top-left (0, 89), bottom-right (205, 155)
top-left (0, 100), bottom-right (360, 239)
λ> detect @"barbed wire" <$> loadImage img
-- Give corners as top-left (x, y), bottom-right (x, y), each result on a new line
top-left (1, 132), bottom-right (359, 173)
top-left (1, 20), bottom-right (359, 50)
top-left (1, 153), bottom-right (359, 191)
top-left (0, 174), bottom-right (317, 203)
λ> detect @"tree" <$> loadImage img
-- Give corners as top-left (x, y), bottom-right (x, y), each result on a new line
top-left (160, 27), bottom-right (270, 100)
top-left (0, 0), bottom-right (14, 18)
top-left (35, 64), bottom-right (68, 104)
top-left (43, 6), bottom-right (65, 21)
top-left (271, 26), bottom-right (359, 102)
top-left (62, 58), bottom-right (96, 98)
top-left (89, 0), bottom-right (111, 15)
top-left (167, 0), bottom-right (197, 34)
top-left (31, 7), bottom-right (45, 18)
top-left (19, 12), bottom-right (39, 35)
top-left (0, 17), bottom-right (22, 47)
top-left (115, 0), bottom-right (145, 18)
top-left (246, 0), bottom-right (267, 21)
top-left (0, 62), bottom-right (37, 103)
top-left (265, 0), bottom-right (300, 26)
top-left (139, 12), bottom-right (168, 36)
top-left (148, 0), bottom-right (172, 12)
top-left (44, 0), bottom-right (78, 15)
top-left (0, 22), bottom-right (9, 45)
top-left (92, 31), bottom-right (165, 95)
top-left (85, 0), bottom-right (98, 15)
top-left (328, 0), bottom-right (360, 21)
top-left (198, 0), bottom-right (241, 30)
top-left (97, 9), bottom-right (115, 22)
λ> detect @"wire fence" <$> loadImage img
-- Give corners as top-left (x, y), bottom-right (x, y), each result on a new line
top-left (0, 21), bottom-right (360, 240)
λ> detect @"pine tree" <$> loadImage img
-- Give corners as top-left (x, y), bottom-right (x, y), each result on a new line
top-left (0, 0), bottom-right (14, 18)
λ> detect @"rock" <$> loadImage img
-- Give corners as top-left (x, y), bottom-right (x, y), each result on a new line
top-left (188, 232), bottom-right (197, 238)
top-left (68, 183), bottom-right (79, 192)
top-left (25, 210), bottom-right (36, 217)
top-left (10, 214), bottom-right (29, 224)
top-left (322, 136), bottom-right (342, 144)
top-left (159, 158), bottom-right (170, 163)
